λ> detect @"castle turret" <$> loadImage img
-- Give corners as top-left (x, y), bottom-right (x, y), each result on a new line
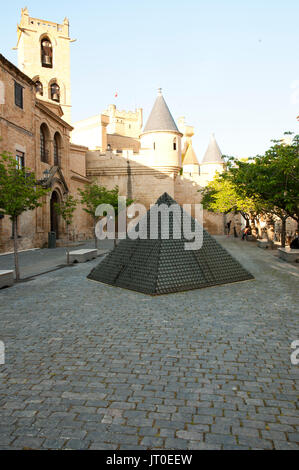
top-left (140, 89), bottom-right (182, 168)
top-left (200, 134), bottom-right (225, 182)
top-left (182, 144), bottom-right (199, 176)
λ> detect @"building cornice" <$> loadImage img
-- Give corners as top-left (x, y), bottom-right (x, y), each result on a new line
top-left (140, 129), bottom-right (183, 138)
top-left (0, 53), bottom-right (35, 87)
top-left (35, 99), bottom-right (73, 131)
top-left (70, 170), bottom-right (89, 183)
top-left (0, 116), bottom-right (33, 137)
top-left (87, 165), bottom-right (181, 177)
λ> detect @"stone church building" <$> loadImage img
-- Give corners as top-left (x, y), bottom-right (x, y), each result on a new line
top-left (0, 8), bottom-right (227, 253)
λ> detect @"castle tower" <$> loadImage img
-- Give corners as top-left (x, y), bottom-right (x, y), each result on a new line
top-left (182, 144), bottom-right (199, 176)
top-left (177, 116), bottom-right (194, 160)
top-left (140, 89), bottom-right (182, 168)
top-left (105, 104), bottom-right (143, 139)
top-left (200, 134), bottom-right (225, 182)
top-left (16, 7), bottom-right (72, 123)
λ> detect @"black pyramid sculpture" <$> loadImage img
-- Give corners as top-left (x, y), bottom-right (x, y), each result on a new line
top-left (87, 193), bottom-right (254, 295)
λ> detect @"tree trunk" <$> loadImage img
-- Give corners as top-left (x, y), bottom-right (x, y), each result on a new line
top-left (94, 218), bottom-right (98, 249)
top-left (66, 224), bottom-right (70, 264)
top-left (256, 217), bottom-right (262, 239)
top-left (281, 217), bottom-right (287, 248)
top-left (13, 216), bottom-right (20, 281)
top-left (241, 213), bottom-right (250, 228)
top-left (266, 214), bottom-right (275, 242)
top-left (114, 216), bottom-right (118, 249)
top-left (250, 218), bottom-right (257, 239)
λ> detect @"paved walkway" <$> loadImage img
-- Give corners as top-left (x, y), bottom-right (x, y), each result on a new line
top-left (0, 239), bottom-right (113, 279)
top-left (0, 237), bottom-right (298, 450)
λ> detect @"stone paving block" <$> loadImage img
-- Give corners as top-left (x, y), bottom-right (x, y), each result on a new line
top-left (118, 445), bottom-right (148, 450)
top-left (64, 439), bottom-right (91, 450)
top-left (0, 436), bottom-right (16, 447)
top-left (140, 436), bottom-right (165, 448)
top-left (59, 429), bottom-right (87, 439)
top-left (273, 441), bottom-right (299, 450)
top-left (42, 438), bottom-right (67, 449)
top-left (211, 423), bottom-right (231, 434)
top-left (188, 441), bottom-right (221, 450)
top-left (138, 427), bottom-right (158, 437)
top-left (238, 437), bottom-right (273, 449)
top-left (89, 442), bottom-right (118, 450)
top-left (164, 438), bottom-right (189, 449)
top-left (205, 433), bottom-right (237, 446)
top-left (287, 432), bottom-right (299, 443)
top-left (261, 430), bottom-right (287, 441)
top-left (159, 428), bottom-right (176, 438)
top-left (12, 437), bottom-right (45, 449)
top-left (176, 430), bottom-right (203, 441)
top-left (126, 417), bottom-right (154, 427)
top-left (232, 426), bottom-right (260, 438)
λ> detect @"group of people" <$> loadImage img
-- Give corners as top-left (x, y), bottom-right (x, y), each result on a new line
top-left (225, 221), bottom-right (256, 241)
top-left (225, 219), bottom-right (299, 248)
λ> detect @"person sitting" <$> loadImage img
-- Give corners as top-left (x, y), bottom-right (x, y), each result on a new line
top-left (290, 236), bottom-right (299, 249)
top-left (242, 227), bottom-right (250, 240)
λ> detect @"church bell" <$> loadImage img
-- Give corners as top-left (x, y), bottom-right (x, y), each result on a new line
top-left (42, 55), bottom-right (52, 66)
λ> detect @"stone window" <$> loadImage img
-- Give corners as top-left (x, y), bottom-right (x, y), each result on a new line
top-left (14, 81), bottom-right (23, 109)
top-left (41, 38), bottom-right (53, 68)
top-left (53, 133), bottom-right (60, 166)
top-left (173, 138), bottom-right (177, 151)
top-left (40, 124), bottom-right (49, 163)
top-left (16, 150), bottom-right (25, 170)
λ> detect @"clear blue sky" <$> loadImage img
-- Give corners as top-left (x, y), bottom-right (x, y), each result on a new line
top-left (1, 0), bottom-right (299, 159)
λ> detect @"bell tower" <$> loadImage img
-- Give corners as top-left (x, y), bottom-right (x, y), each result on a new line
top-left (16, 7), bottom-right (72, 123)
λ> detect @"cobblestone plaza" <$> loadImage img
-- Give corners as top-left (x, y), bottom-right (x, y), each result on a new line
top-left (0, 237), bottom-right (298, 450)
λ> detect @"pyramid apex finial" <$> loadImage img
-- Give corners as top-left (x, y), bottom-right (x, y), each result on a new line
top-left (158, 88), bottom-right (162, 96)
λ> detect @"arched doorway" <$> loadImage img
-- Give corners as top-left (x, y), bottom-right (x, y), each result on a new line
top-left (50, 191), bottom-right (60, 239)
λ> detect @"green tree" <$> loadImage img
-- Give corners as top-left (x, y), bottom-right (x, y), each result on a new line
top-left (103, 186), bottom-right (134, 247)
top-left (78, 183), bottom-right (133, 249)
top-left (78, 183), bottom-right (109, 248)
top-left (200, 171), bottom-right (263, 231)
top-left (0, 152), bottom-right (49, 280)
top-left (229, 134), bottom-right (299, 246)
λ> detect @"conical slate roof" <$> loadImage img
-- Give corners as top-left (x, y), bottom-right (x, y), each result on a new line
top-left (183, 144), bottom-right (199, 165)
top-left (202, 134), bottom-right (224, 164)
top-left (143, 89), bottom-right (180, 134)
top-left (88, 193), bottom-right (254, 295)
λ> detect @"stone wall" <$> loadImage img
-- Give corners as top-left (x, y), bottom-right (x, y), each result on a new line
top-left (86, 151), bottom-right (226, 235)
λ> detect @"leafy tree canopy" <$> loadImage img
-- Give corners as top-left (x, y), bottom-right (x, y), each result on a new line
top-left (0, 152), bottom-right (49, 219)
